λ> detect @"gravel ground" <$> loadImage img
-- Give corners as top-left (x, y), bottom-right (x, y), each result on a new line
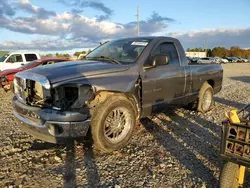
top-left (0, 63), bottom-right (250, 188)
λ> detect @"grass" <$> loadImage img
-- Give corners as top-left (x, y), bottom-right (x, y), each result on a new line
top-left (0, 51), bottom-right (8, 58)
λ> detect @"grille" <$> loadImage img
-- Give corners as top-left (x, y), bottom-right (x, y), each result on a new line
top-left (15, 77), bottom-right (44, 104)
top-left (14, 72), bottom-right (51, 105)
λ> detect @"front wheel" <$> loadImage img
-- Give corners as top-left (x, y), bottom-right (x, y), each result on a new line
top-left (91, 95), bottom-right (136, 152)
top-left (220, 162), bottom-right (240, 188)
top-left (197, 82), bottom-right (214, 113)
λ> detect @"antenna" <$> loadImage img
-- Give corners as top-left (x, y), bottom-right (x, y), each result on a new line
top-left (136, 7), bottom-right (140, 36)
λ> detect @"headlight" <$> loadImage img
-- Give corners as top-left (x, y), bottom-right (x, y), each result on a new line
top-left (71, 85), bottom-right (94, 108)
top-left (53, 85), bottom-right (94, 109)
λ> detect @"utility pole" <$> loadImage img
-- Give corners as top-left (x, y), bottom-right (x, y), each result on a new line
top-left (136, 7), bottom-right (140, 36)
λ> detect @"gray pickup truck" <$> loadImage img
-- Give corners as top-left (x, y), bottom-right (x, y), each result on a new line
top-left (12, 37), bottom-right (223, 152)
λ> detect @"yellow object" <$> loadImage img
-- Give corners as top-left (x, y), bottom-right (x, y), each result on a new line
top-left (225, 109), bottom-right (240, 124)
top-left (239, 166), bottom-right (246, 185)
top-left (224, 110), bottom-right (246, 184)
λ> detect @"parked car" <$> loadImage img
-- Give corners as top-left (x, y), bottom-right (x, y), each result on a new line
top-left (0, 58), bottom-right (69, 91)
top-left (197, 57), bottom-right (214, 64)
top-left (220, 58), bottom-right (229, 63)
top-left (12, 36), bottom-right (223, 152)
top-left (224, 57), bottom-right (233, 63)
top-left (0, 52), bottom-right (41, 71)
top-left (213, 57), bottom-right (229, 64)
top-left (231, 57), bottom-right (239, 63)
top-left (213, 57), bottom-right (221, 64)
top-left (239, 58), bottom-right (249, 63)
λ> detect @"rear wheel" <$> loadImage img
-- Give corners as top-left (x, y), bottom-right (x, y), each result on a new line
top-left (91, 95), bottom-right (136, 152)
top-left (197, 82), bottom-right (214, 113)
top-left (220, 162), bottom-right (240, 188)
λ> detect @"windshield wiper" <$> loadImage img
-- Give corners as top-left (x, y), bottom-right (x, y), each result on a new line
top-left (86, 56), bottom-right (121, 64)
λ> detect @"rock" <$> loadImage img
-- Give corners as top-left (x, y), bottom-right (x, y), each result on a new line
top-left (176, 111), bottom-right (185, 118)
top-left (159, 164), bottom-right (166, 169)
top-left (166, 164), bottom-right (173, 168)
top-left (54, 156), bottom-right (62, 163)
top-left (201, 183), bottom-right (206, 188)
top-left (61, 153), bottom-right (67, 160)
top-left (165, 116), bottom-right (172, 122)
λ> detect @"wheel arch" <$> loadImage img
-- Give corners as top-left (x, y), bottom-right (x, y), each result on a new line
top-left (89, 90), bottom-right (141, 119)
top-left (207, 79), bottom-right (215, 88)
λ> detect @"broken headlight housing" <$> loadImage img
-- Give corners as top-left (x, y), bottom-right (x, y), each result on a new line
top-left (52, 85), bottom-right (94, 110)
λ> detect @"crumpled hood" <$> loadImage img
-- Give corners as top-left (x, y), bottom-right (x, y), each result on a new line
top-left (0, 68), bottom-right (21, 76)
top-left (24, 60), bottom-right (130, 84)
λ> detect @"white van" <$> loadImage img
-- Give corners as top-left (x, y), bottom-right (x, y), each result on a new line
top-left (0, 52), bottom-right (41, 71)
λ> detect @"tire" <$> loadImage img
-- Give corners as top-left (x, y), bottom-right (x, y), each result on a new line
top-left (219, 162), bottom-right (240, 188)
top-left (91, 94), bottom-right (136, 152)
top-left (197, 82), bottom-right (214, 113)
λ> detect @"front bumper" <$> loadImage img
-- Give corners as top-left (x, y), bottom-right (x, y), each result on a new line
top-left (12, 96), bottom-right (91, 144)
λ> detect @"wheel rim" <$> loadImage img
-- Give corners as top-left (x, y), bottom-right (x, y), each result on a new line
top-left (202, 89), bottom-right (212, 111)
top-left (103, 107), bottom-right (132, 144)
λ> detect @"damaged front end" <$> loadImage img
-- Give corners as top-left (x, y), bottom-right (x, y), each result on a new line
top-left (12, 72), bottom-right (94, 143)
top-left (14, 72), bottom-right (94, 110)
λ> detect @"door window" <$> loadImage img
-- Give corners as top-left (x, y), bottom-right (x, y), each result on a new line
top-left (42, 61), bottom-right (55, 65)
top-left (201, 58), bottom-right (209, 60)
top-left (25, 54), bottom-right (38, 61)
top-left (6, 54), bottom-right (23, 63)
top-left (153, 42), bottom-right (180, 66)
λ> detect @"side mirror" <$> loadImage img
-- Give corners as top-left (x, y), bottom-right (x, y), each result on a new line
top-left (143, 55), bottom-right (169, 71)
top-left (153, 55), bottom-right (169, 66)
top-left (144, 60), bottom-right (156, 70)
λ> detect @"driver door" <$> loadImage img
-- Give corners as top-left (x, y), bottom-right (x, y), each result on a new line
top-left (141, 41), bottom-right (186, 114)
top-left (4, 54), bottom-right (24, 70)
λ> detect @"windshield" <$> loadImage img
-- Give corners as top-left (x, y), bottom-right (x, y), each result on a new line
top-left (86, 38), bottom-right (152, 64)
top-left (20, 60), bottom-right (40, 69)
top-left (0, 54), bottom-right (9, 62)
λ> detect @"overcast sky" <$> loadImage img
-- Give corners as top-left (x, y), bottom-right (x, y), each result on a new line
top-left (0, 0), bottom-right (250, 54)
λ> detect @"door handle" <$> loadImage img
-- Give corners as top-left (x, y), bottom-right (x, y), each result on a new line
top-left (21, 63), bottom-right (24, 66)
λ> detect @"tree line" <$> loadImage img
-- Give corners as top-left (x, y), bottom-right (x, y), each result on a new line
top-left (187, 46), bottom-right (250, 58)
top-left (41, 42), bottom-right (110, 58)
top-left (41, 46), bottom-right (250, 59)
top-left (41, 49), bottom-right (92, 58)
